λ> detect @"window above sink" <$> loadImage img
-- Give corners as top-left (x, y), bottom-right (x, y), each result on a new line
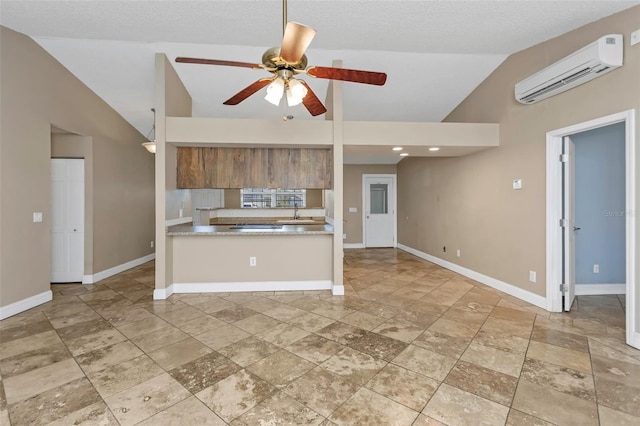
top-left (240, 188), bottom-right (306, 209)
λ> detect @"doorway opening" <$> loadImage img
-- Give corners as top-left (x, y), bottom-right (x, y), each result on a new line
top-left (362, 174), bottom-right (397, 248)
top-left (545, 109), bottom-right (637, 349)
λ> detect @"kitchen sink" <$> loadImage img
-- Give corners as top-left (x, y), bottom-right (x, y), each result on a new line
top-left (275, 219), bottom-right (320, 224)
top-left (229, 224), bottom-right (283, 230)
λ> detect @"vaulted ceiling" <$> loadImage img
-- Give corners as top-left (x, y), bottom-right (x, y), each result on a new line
top-left (1, 0), bottom-right (637, 138)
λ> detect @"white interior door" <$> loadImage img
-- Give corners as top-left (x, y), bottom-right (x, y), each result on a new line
top-left (364, 175), bottom-right (396, 248)
top-left (51, 159), bottom-right (84, 283)
top-left (563, 137), bottom-right (576, 311)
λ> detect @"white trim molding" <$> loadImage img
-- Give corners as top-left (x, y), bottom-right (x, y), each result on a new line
top-left (154, 280), bottom-right (334, 300)
top-left (0, 290), bottom-right (53, 320)
top-left (83, 253), bottom-right (156, 284)
top-left (332, 284), bottom-right (345, 296)
top-left (344, 243), bottom-right (364, 249)
top-left (398, 244), bottom-right (547, 309)
top-left (545, 109), bottom-right (637, 350)
top-left (166, 216), bottom-right (193, 227)
top-left (575, 284), bottom-right (626, 296)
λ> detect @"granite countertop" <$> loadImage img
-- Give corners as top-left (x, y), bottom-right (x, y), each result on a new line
top-left (167, 223), bottom-right (333, 236)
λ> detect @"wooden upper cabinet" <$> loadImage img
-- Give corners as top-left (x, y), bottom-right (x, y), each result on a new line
top-left (177, 147), bottom-right (332, 189)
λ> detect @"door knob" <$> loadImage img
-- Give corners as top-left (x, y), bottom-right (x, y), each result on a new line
top-left (573, 226), bottom-right (581, 231)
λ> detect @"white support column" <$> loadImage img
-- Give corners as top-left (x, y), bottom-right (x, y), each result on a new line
top-left (330, 60), bottom-right (345, 295)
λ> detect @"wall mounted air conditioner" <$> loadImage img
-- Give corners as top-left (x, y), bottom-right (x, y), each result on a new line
top-left (515, 34), bottom-right (623, 104)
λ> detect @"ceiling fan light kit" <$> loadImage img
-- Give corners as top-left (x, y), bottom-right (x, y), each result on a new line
top-left (175, 0), bottom-right (386, 117)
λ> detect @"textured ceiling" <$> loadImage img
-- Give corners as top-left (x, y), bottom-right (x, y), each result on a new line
top-left (1, 0), bottom-right (638, 155)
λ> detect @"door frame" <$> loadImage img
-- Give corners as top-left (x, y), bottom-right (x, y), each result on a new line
top-left (362, 174), bottom-right (397, 248)
top-left (545, 109), bottom-right (637, 347)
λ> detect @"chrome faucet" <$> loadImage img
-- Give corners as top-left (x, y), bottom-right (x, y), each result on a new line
top-left (293, 203), bottom-right (300, 220)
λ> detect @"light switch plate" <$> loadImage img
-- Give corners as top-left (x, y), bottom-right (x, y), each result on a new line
top-left (33, 212), bottom-right (43, 223)
top-left (631, 29), bottom-right (640, 46)
top-left (513, 179), bottom-right (523, 190)
top-left (348, 207), bottom-right (357, 213)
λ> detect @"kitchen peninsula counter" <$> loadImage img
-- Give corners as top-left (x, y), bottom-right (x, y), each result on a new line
top-left (167, 223), bottom-right (333, 236)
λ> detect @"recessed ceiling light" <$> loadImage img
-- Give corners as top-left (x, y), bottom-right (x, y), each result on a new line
top-left (400, 153), bottom-right (409, 157)
top-left (429, 147), bottom-right (440, 151)
top-left (392, 147), bottom-right (403, 151)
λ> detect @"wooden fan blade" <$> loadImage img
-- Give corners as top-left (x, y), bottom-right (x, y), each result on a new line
top-left (280, 22), bottom-right (316, 64)
top-left (306, 66), bottom-right (387, 86)
top-left (175, 57), bottom-right (262, 69)
top-left (299, 81), bottom-right (327, 116)
top-left (223, 79), bottom-right (273, 105)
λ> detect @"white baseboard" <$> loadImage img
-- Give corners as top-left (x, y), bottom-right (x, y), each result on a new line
top-left (83, 253), bottom-right (156, 284)
top-left (344, 243), bottom-right (364, 249)
top-left (154, 285), bottom-right (174, 300)
top-left (153, 280), bottom-right (334, 300)
top-left (332, 284), bottom-right (345, 296)
top-left (0, 290), bottom-right (53, 320)
top-left (629, 331), bottom-right (640, 349)
top-left (398, 244), bottom-right (547, 310)
top-left (575, 284), bottom-right (626, 295)
top-left (166, 217), bottom-right (193, 226)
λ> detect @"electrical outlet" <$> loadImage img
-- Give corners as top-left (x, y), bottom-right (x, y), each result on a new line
top-left (249, 257), bottom-right (257, 267)
top-left (631, 29), bottom-right (640, 46)
top-left (33, 212), bottom-right (43, 223)
top-left (593, 264), bottom-right (599, 274)
top-left (348, 207), bottom-right (357, 213)
top-left (456, 249), bottom-right (461, 257)
top-left (529, 271), bottom-right (537, 283)
top-left (150, 241), bottom-right (154, 248)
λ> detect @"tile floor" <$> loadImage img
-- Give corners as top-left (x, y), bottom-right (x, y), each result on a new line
top-left (1, 248), bottom-right (639, 425)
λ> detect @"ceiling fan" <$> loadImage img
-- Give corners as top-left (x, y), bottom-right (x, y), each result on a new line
top-left (174, 0), bottom-right (387, 116)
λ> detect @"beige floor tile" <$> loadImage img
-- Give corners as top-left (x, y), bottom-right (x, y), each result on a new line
top-left (263, 304), bottom-right (308, 322)
top-left (86, 354), bottom-right (164, 398)
top-left (506, 409), bottom-right (555, 426)
top-left (412, 414), bottom-right (448, 426)
top-left (372, 318), bottom-right (425, 343)
top-left (526, 340), bottom-right (592, 373)
top-left (423, 383), bottom-right (509, 426)
top-left (461, 341), bottom-right (525, 377)
top-left (340, 311), bottom-right (387, 331)
top-left (481, 316), bottom-right (533, 339)
top-left (531, 325), bottom-right (589, 352)
top-left (115, 316), bottom-right (170, 339)
top-left (233, 313), bottom-right (282, 334)
top-left (347, 330), bottom-right (408, 361)
top-left (218, 336), bottom-right (280, 367)
top-left (520, 357), bottom-right (595, 401)
top-left (472, 329), bottom-right (530, 353)
top-left (247, 349), bottom-right (316, 387)
top-left (231, 391), bottom-right (325, 425)
top-left (137, 396), bottom-right (225, 425)
top-left (392, 344), bottom-right (457, 381)
top-left (591, 355), bottom-right (640, 387)
top-left (168, 351), bottom-right (240, 394)
top-left (4, 358), bottom-right (84, 404)
top-left (283, 367), bottom-right (358, 417)
top-left (130, 325), bottom-right (190, 353)
top-left (594, 375), bottom-right (640, 417)
top-left (7, 377), bottom-right (102, 426)
top-left (155, 306), bottom-right (206, 326)
top-left (0, 330), bottom-right (62, 360)
top-left (445, 360), bottom-right (518, 406)
top-left (288, 312), bottom-right (336, 332)
top-left (598, 405), bottom-right (640, 426)
top-left (147, 336), bottom-right (212, 370)
top-left (211, 305), bottom-right (259, 323)
top-left (65, 328), bottom-right (128, 356)
top-left (196, 369), bottom-right (276, 422)
top-left (412, 329), bottom-right (470, 358)
top-left (0, 341), bottom-right (71, 378)
top-left (286, 333), bottom-right (344, 364)
top-left (195, 323), bottom-right (250, 350)
top-left (366, 363), bottom-right (439, 411)
top-left (512, 380), bottom-right (598, 425)
top-left (105, 372), bottom-right (191, 426)
top-left (256, 323), bottom-right (310, 347)
top-left (320, 347), bottom-right (387, 385)
top-left (329, 387), bottom-right (419, 425)
top-left (45, 401), bottom-right (120, 426)
top-left (75, 340), bottom-right (143, 374)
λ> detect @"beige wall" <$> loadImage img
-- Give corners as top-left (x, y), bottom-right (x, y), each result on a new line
top-left (171, 235), bottom-right (332, 283)
top-left (0, 26), bottom-right (155, 308)
top-left (398, 6), bottom-right (640, 297)
top-left (51, 133), bottom-right (94, 275)
top-left (344, 164), bottom-right (397, 244)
